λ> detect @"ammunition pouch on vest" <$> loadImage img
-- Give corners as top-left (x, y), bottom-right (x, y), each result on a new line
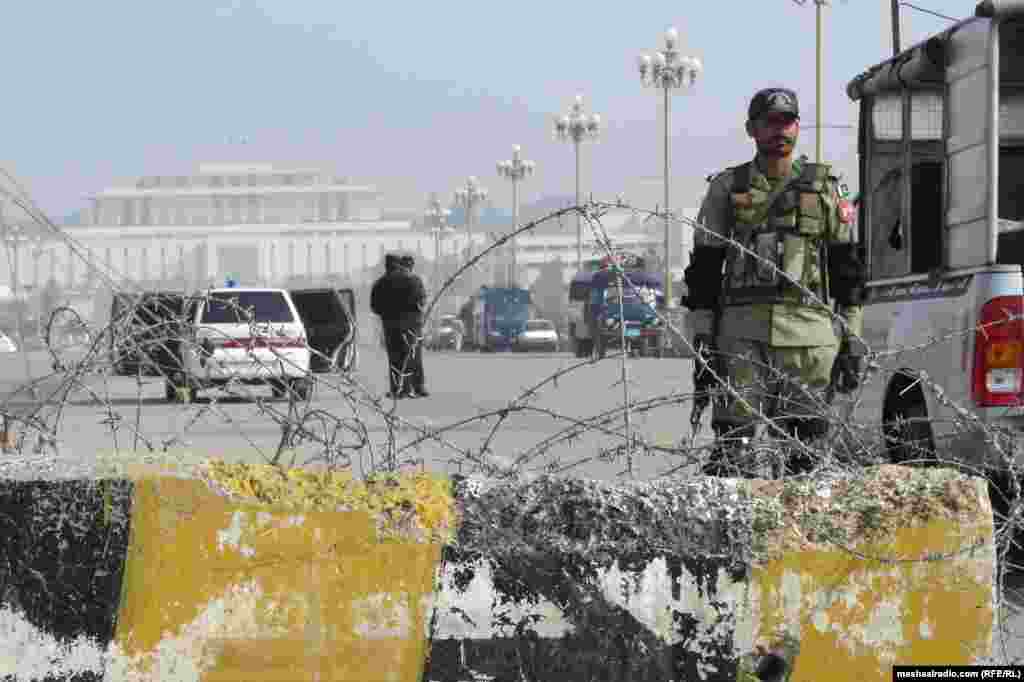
top-left (683, 245), bottom-right (727, 310)
top-left (722, 161), bottom-right (832, 308)
top-left (827, 243), bottom-right (868, 306)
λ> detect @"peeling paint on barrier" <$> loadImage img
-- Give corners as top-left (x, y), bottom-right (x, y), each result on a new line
top-left (0, 605), bottom-right (107, 680)
top-left (0, 461), bottom-right (1000, 681)
top-left (423, 466), bottom-right (997, 681)
top-left (111, 476), bottom-right (447, 681)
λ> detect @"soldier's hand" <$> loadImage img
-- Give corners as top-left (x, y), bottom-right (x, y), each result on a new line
top-left (832, 341), bottom-right (863, 394)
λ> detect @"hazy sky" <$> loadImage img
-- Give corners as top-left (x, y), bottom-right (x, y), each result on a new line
top-left (4, 0), bottom-right (970, 220)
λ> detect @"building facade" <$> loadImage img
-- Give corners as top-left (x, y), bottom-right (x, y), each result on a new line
top-left (1, 163), bottom-right (691, 320)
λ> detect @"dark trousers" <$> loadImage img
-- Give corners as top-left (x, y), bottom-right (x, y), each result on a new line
top-left (383, 324), bottom-right (425, 394)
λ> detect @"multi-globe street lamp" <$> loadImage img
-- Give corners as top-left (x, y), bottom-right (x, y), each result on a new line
top-left (453, 176), bottom-right (488, 261)
top-left (553, 95), bottom-right (601, 272)
top-left (638, 26), bottom-right (702, 309)
top-left (424, 194), bottom-right (455, 313)
top-left (496, 145), bottom-right (535, 287)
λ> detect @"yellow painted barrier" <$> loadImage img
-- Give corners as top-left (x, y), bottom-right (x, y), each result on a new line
top-left (745, 467), bottom-right (996, 679)
top-left (430, 466), bottom-right (997, 681)
top-left (0, 450), bottom-right (995, 680)
top-left (107, 464), bottom-right (455, 682)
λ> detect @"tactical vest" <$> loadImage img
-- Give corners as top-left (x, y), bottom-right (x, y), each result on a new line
top-left (722, 160), bottom-right (833, 308)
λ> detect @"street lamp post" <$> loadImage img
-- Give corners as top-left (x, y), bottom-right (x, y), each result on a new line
top-left (453, 177), bottom-right (488, 289)
top-left (424, 195), bottom-right (455, 314)
top-left (554, 95), bottom-right (601, 272)
top-left (496, 145), bottom-right (535, 287)
top-left (638, 26), bottom-right (702, 310)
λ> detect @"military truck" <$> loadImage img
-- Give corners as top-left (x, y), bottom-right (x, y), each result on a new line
top-left (835, 1), bottom-right (1024, 486)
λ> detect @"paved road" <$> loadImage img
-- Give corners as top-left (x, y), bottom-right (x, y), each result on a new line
top-left (0, 343), bottom-right (709, 480)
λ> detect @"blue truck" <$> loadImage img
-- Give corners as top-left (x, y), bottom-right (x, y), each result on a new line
top-left (458, 286), bottom-right (532, 352)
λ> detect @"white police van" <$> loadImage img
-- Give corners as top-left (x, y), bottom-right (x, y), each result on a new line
top-left (837, 1), bottom-right (1024, 490)
top-left (173, 286), bottom-right (312, 401)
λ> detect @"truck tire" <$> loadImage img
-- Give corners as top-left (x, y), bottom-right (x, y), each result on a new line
top-left (883, 375), bottom-right (936, 466)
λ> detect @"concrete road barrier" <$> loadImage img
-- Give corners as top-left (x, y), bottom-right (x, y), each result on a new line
top-left (0, 454), bottom-right (997, 681)
top-left (424, 466), bottom-right (996, 681)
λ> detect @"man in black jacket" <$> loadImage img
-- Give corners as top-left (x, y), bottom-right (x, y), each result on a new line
top-left (399, 255), bottom-right (429, 397)
top-left (370, 254), bottom-right (428, 398)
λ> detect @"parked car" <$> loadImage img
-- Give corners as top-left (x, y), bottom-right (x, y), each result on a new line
top-left (174, 288), bottom-right (312, 402)
top-left (514, 319), bottom-right (559, 352)
top-left (428, 314), bottom-right (465, 351)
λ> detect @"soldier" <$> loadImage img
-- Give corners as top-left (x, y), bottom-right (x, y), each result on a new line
top-left (683, 87), bottom-right (867, 477)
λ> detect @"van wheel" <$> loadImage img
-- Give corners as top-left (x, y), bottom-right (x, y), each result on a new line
top-left (291, 379), bottom-right (312, 401)
top-left (271, 380), bottom-right (287, 399)
top-left (883, 377), bottom-right (936, 466)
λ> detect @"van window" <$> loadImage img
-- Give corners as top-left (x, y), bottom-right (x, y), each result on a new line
top-left (201, 291), bottom-right (294, 324)
top-left (871, 92), bottom-right (944, 142)
top-left (867, 159), bottom-right (944, 278)
top-left (291, 291), bottom-right (344, 325)
top-left (869, 164), bottom-right (905, 279)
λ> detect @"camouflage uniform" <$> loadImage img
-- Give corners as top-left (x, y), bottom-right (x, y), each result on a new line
top-left (690, 153), bottom-right (864, 474)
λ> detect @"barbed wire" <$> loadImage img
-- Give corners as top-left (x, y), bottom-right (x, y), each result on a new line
top-left (0, 184), bottom-right (1022, 664)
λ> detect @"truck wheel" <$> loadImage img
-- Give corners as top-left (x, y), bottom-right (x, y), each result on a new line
top-left (883, 376), bottom-right (936, 466)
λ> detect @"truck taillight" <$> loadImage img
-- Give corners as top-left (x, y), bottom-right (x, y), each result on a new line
top-left (973, 296), bottom-right (1024, 406)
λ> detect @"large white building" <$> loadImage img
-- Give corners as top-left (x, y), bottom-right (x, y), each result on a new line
top-left (1, 162), bottom-right (690, 318)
